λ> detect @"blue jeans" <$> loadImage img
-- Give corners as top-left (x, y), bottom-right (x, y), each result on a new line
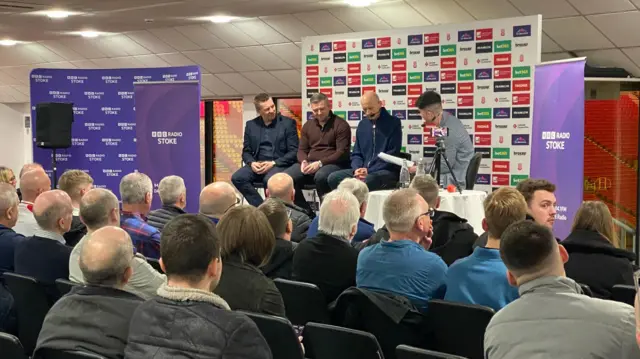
top-left (327, 169), bottom-right (398, 191)
top-left (231, 165), bottom-right (287, 207)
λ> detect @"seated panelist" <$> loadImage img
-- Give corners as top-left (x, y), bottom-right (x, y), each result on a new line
top-left (232, 93), bottom-right (299, 207)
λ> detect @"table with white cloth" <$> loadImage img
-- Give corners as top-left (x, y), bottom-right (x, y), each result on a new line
top-left (364, 190), bottom-right (488, 235)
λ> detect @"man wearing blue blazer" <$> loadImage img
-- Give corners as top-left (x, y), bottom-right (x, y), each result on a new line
top-left (232, 93), bottom-right (299, 207)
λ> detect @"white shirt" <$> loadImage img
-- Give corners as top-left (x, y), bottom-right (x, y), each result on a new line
top-left (33, 227), bottom-right (66, 245)
top-left (13, 201), bottom-right (39, 237)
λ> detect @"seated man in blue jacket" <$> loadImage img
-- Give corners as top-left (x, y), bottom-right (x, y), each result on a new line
top-left (328, 92), bottom-right (402, 191)
top-left (232, 93), bottom-right (299, 207)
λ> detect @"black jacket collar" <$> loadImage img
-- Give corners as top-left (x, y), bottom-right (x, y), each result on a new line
top-left (161, 205), bottom-right (186, 215)
top-left (563, 229), bottom-right (635, 260)
top-left (432, 210), bottom-right (467, 223)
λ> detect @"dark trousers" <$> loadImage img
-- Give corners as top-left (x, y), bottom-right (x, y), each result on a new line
top-left (284, 163), bottom-right (346, 212)
top-left (232, 165), bottom-right (287, 207)
top-left (327, 168), bottom-right (398, 191)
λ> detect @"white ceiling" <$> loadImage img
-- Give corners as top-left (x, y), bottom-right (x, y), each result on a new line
top-left (0, 0), bottom-right (640, 102)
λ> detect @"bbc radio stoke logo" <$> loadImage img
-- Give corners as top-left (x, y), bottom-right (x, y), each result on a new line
top-left (102, 75), bottom-right (122, 84)
top-left (152, 131), bottom-right (183, 145)
top-left (101, 107), bottom-right (121, 115)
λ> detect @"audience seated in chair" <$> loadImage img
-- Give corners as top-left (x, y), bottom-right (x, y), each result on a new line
top-left (444, 187), bottom-right (524, 311)
top-left (484, 221), bottom-right (640, 359)
top-left (147, 175), bottom-right (187, 232)
top-left (36, 226), bottom-right (143, 359)
top-left (199, 181), bottom-right (238, 224)
top-left (15, 163), bottom-right (43, 201)
top-left (58, 170), bottom-right (93, 247)
top-left (308, 178), bottom-right (374, 244)
top-left (118, 172), bottom-right (161, 259)
top-left (357, 188), bottom-right (447, 311)
top-left (69, 188), bottom-right (165, 300)
top-left (214, 205), bottom-right (286, 316)
top-left (293, 190), bottom-right (360, 303)
top-left (258, 199), bottom-right (297, 279)
top-left (125, 214), bottom-right (271, 359)
top-left (0, 183), bottom-right (23, 334)
top-left (266, 173), bottom-right (312, 242)
top-left (14, 168), bottom-right (50, 237)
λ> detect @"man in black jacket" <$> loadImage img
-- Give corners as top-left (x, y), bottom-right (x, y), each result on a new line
top-left (147, 175), bottom-right (187, 231)
top-left (0, 183), bottom-right (23, 334)
top-left (267, 173), bottom-right (312, 242)
top-left (258, 199), bottom-right (297, 279)
top-left (35, 226), bottom-right (142, 359)
top-left (58, 170), bottom-right (93, 247)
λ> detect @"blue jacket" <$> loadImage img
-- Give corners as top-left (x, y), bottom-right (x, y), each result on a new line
top-left (352, 107), bottom-right (402, 173)
top-left (242, 114), bottom-right (299, 168)
top-left (307, 217), bottom-right (375, 243)
top-left (0, 224), bottom-right (24, 273)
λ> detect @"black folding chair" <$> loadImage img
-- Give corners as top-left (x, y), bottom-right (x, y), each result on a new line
top-left (0, 332), bottom-right (28, 359)
top-left (465, 153), bottom-right (482, 190)
top-left (55, 278), bottom-right (80, 297)
top-left (611, 284), bottom-right (636, 306)
top-left (397, 345), bottom-right (468, 359)
top-left (34, 348), bottom-right (105, 359)
top-left (303, 322), bottom-right (384, 359)
top-left (274, 278), bottom-right (329, 326)
top-left (578, 283), bottom-right (593, 297)
top-left (244, 311), bottom-right (304, 359)
top-left (426, 300), bottom-right (495, 359)
top-left (3, 272), bottom-right (53, 355)
top-left (146, 258), bottom-right (163, 273)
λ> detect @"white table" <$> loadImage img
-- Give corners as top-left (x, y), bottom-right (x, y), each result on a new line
top-left (364, 190), bottom-right (488, 235)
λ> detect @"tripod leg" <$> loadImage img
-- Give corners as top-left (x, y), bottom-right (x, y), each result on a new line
top-left (440, 153), bottom-right (463, 194)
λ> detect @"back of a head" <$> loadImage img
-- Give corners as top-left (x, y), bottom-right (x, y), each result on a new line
top-left (19, 163), bottom-right (43, 179)
top-left (383, 188), bottom-right (424, 233)
top-left (20, 169), bottom-right (50, 200)
top-left (0, 182), bottom-right (19, 223)
top-left (158, 175), bottom-right (186, 206)
top-left (318, 190), bottom-right (360, 239)
top-left (484, 187), bottom-right (528, 239)
top-left (267, 173), bottom-right (294, 201)
top-left (33, 190), bottom-right (73, 231)
top-left (199, 181), bottom-right (237, 217)
top-left (337, 178), bottom-right (369, 207)
top-left (80, 188), bottom-right (120, 231)
top-left (500, 220), bottom-right (557, 278)
top-left (58, 169), bottom-right (94, 202)
top-left (79, 226), bottom-right (134, 287)
top-left (516, 178), bottom-right (556, 205)
top-left (217, 205), bottom-right (275, 267)
top-left (119, 172), bottom-right (152, 205)
top-left (416, 91), bottom-right (442, 111)
top-left (258, 199), bottom-right (289, 239)
top-left (161, 214), bottom-right (220, 284)
top-left (572, 201), bottom-right (618, 247)
top-left (409, 175), bottom-right (439, 207)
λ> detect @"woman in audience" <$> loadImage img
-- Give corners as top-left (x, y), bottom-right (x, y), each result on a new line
top-left (214, 205), bottom-right (286, 316)
top-left (0, 166), bottom-right (16, 188)
top-left (563, 201), bottom-right (634, 299)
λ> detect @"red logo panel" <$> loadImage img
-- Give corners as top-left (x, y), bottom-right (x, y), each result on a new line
top-left (494, 67), bottom-right (512, 79)
top-left (492, 174), bottom-right (509, 186)
top-left (392, 60), bottom-right (407, 72)
top-left (441, 57), bottom-right (457, 69)
top-left (476, 28), bottom-right (493, 40)
top-left (377, 37), bottom-right (391, 48)
top-left (512, 93), bottom-right (531, 105)
top-left (494, 54), bottom-right (511, 66)
top-left (457, 96), bottom-right (474, 107)
top-left (457, 82), bottom-right (474, 94)
top-left (475, 121), bottom-right (491, 133)
top-left (441, 70), bottom-right (456, 82)
top-left (348, 63), bottom-right (361, 74)
top-left (424, 33), bottom-right (440, 45)
top-left (474, 134), bottom-right (491, 145)
top-left (306, 78), bottom-right (319, 87)
top-left (408, 85), bottom-right (423, 96)
top-left (512, 80), bottom-right (531, 92)
top-left (408, 97), bottom-right (419, 108)
top-left (333, 41), bottom-right (346, 52)
top-left (348, 76), bottom-right (361, 86)
top-left (306, 66), bottom-right (319, 76)
top-left (319, 88), bottom-right (332, 98)
top-left (492, 161), bottom-right (510, 172)
top-left (392, 73), bottom-right (407, 84)
top-left (362, 86), bottom-right (376, 94)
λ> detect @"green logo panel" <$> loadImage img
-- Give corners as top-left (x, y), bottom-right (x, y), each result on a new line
top-left (392, 48), bottom-right (407, 59)
top-left (513, 66), bottom-right (531, 78)
top-left (348, 52), bottom-right (361, 62)
top-left (306, 55), bottom-right (319, 65)
top-left (492, 148), bottom-right (510, 159)
top-left (511, 175), bottom-right (529, 186)
top-left (494, 40), bottom-right (512, 52)
top-left (441, 44), bottom-right (456, 56)
top-left (475, 108), bottom-right (491, 119)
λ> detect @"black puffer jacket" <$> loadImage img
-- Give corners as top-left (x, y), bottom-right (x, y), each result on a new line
top-left (283, 202), bottom-right (312, 243)
top-left (63, 216), bottom-right (87, 247)
top-left (147, 205), bottom-right (186, 232)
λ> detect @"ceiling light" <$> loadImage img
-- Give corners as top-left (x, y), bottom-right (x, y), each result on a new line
top-left (79, 31), bottom-right (100, 38)
top-left (0, 39), bottom-right (18, 46)
top-left (344, 0), bottom-right (374, 6)
top-left (209, 15), bottom-right (235, 23)
top-left (45, 10), bottom-right (74, 19)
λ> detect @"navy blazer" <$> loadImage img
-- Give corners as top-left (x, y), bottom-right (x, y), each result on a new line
top-left (242, 115), bottom-right (299, 168)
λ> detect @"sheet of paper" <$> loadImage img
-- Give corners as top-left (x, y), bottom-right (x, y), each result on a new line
top-left (377, 152), bottom-right (415, 167)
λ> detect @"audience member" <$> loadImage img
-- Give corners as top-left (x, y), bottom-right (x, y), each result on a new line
top-left (14, 168), bottom-right (50, 236)
top-left (58, 169), bottom-right (93, 246)
top-left (563, 201), bottom-right (634, 299)
top-left (266, 173), bottom-right (311, 242)
top-left (126, 214), bottom-right (271, 359)
top-left (69, 188), bottom-right (165, 300)
top-left (0, 183), bottom-right (21, 334)
top-left (484, 221), bottom-right (640, 359)
top-left (147, 175), bottom-right (187, 231)
top-left (444, 187), bottom-right (525, 311)
top-left (14, 190), bottom-right (73, 302)
top-left (258, 199), bottom-right (297, 279)
top-left (357, 188), bottom-right (446, 311)
top-left (36, 226), bottom-right (142, 359)
top-left (308, 178), bottom-right (374, 243)
top-left (293, 190), bottom-right (360, 303)
top-left (16, 163), bottom-right (44, 200)
top-left (0, 166), bottom-right (16, 188)
top-left (119, 172), bottom-right (161, 259)
top-left (199, 181), bottom-right (238, 224)
top-left (214, 205), bottom-right (285, 316)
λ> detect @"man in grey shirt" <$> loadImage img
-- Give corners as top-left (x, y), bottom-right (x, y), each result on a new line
top-left (415, 91), bottom-right (473, 189)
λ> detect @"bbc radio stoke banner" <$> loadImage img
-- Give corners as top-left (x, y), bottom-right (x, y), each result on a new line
top-left (30, 66), bottom-right (201, 206)
top-left (135, 82), bottom-right (200, 213)
top-left (301, 16), bottom-right (541, 191)
top-left (531, 58), bottom-right (586, 239)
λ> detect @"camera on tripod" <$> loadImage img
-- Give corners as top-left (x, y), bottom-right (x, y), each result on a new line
top-left (429, 127), bottom-right (449, 138)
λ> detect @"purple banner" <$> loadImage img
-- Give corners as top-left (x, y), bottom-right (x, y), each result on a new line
top-left (30, 66), bottom-right (200, 205)
top-left (135, 82), bottom-right (200, 213)
top-left (531, 59), bottom-right (585, 239)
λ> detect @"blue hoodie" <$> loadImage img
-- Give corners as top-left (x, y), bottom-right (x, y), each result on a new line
top-left (351, 107), bottom-right (402, 173)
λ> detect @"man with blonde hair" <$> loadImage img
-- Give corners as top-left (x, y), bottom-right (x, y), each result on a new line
top-left (147, 175), bottom-right (187, 231)
top-left (444, 187), bottom-right (526, 311)
top-left (58, 169), bottom-right (94, 246)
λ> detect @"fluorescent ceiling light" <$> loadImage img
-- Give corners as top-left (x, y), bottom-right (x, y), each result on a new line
top-left (209, 15), bottom-right (235, 23)
top-left (344, 0), bottom-right (374, 6)
top-left (32, 9), bottom-right (81, 18)
top-left (0, 39), bottom-right (19, 46)
top-left (78, 31), bottom-right (100, 38)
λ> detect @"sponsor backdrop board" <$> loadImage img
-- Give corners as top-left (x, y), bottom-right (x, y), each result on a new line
top-left (301, 16), bottom-right (541, 191)
top-left (30, 66), bottom-right (201, 211)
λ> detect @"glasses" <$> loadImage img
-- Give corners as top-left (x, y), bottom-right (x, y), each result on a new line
top-left (416, 208), bottom-right (435, 221)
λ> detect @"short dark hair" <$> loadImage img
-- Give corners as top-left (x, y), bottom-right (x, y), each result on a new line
top-left (253, 93), bottom-right (272, 111)
top-left (217, 205), bottom-right (275, 267)
top-left (415, 91), bottom-right (442, 110)
top-left (258, 199), bottom-right (289, 238)
top-left (309, 92), bottom-right (329, 105)
top-left (161, 214), bottom-right (220, 283)
top-left (500, 220), bottom-right (556, 275)
top-left (516, 179), bottom-right (556, 205)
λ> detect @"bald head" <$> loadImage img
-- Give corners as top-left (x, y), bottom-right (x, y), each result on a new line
top-left (79, 226), bottom-right (134, 287)
top-left (19, 163), bottom-right (44, 178)
top-left (80, 188), bottom-right (120, 231)
top-left (361, 91), bottom-right (383, 120)
top-left (267, 173), bottom-right (294, 203)
top-left (33, 190), bottom-right (73, 233)
top-left (0, 183), bottom-right (19, 227)
top-left (199, 182), bottom-right (237, 218)
top-left (20, 169), bottom-right (51, 203)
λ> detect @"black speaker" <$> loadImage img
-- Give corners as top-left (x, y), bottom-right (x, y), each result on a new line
top-left (35, 102), bottom-right (74, 149)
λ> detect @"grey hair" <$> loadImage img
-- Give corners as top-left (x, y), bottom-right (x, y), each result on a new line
top-left (337, 178), bottom-right (369, 206)
top-left (34, 198), bottom-right (72, 231)
top-left (0, 183), bottom-right (18, 212)
top-left (309, 92), bottom-right (329, 105)
top-left (158, 175), bottom-right (185, 205)
top-left (119, 172), bottom-right (152, 204)
top-left (80, 188), bottom-right (120, 230)
top-left (318, 190), bottom-right (360, 239)
top-left (410, 174), bottom-right (439, 208)
top-left (383, 188), bottom-right (423, 233)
